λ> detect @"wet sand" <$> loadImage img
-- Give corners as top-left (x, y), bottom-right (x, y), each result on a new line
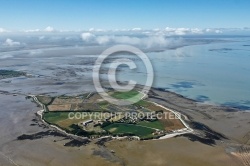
top-left (0, 94), bottom-right (122, 166)
top-left (106, 137), bottom-right (242, 166)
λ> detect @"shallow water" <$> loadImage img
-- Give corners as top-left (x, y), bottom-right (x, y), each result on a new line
top-left (117, 38), bottom-right (250, 110)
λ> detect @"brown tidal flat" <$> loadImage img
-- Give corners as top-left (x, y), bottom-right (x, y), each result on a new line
top-left (105, 137), bottom-right (242, 166)
top-left (7, 140), bottom-right (120, 166)
top-left (0, 93), bottom-right (120, 166)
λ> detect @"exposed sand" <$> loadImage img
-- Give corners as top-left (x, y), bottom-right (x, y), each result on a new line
top-left (0, 94), bottom-right (122, 166)
top-left (7, 139), bottom-right (121, 166)
top-left (106, 137), bottom-right (242, 166)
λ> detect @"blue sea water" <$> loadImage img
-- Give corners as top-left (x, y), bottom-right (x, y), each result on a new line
top-left (117, 38), bottom-right (250, 110)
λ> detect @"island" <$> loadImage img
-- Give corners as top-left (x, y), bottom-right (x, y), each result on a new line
top-left (29, 90), bottom-right (193, 140)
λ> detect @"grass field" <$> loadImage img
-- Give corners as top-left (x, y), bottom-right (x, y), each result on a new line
top-left (103, 123), bottom-right (155, 138)
top-left (43, 112), bottom-right (81, 130)
top-left (111, 90), bottom-right (145, 104)
top-left (111, 90), bottom-right (140, 99)
top-left (134, 100), bottom-right (151, 107)
top-left (43, 112), bottom-right (70, 123)
top-left (137, 120), bottom-right (165, 130)
top-left (43, 112), bottom-right (106, 130)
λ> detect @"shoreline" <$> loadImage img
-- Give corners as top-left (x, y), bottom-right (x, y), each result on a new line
top-left (30, 95), bottom-right (89, 141)
top-left (148, 87), bottom-right (250, 145)
top-left (153, 88), bottom-right (250, 112)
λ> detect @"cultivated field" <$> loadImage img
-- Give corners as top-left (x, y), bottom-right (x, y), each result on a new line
top-left (48, 104), bottom-right (71, 111)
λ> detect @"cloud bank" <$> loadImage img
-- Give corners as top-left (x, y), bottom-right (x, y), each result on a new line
top-left (80, 32), bottom-right (182, 49)
top-left (0, 28), bottom-right (9, 33)
top-left (24, 26), bottom-right (56, 33)
top-left (0, 27), bottom-right (249, 53)
top-left (0, 26), bottom-right (249, 35)
top-left (44, 26), bottom-right (55, 32)
top-left (3, 38), bottom-right (20, 46)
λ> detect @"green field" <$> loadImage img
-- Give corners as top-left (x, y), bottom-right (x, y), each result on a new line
top-left (134, 100), bottom-right (151, 107)
top-left (137, 120), bottom-right (165, 130)
top-left (43, 112), bottom-right (103, 130)
top-left (43, 112), bottom-right (69, 123)
top-left (111, 90), bottom-right (145, 104)
top-left (103, 123), bottom-right (155, 138)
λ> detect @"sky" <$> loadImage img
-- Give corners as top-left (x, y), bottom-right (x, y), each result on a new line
top-left (0, 0), bottom-right (250, 31)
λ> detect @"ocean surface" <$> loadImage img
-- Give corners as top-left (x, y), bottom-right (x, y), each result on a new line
top-left (117, 37), bottom-right (250, 110)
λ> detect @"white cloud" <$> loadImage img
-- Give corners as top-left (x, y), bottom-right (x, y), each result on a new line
top-left (44, 26), bottom-right (55, 32)
top-left (29, 50), bottom-right (43, 55)
top-left (164, 27), bottom-right (204, 35)
top-left (165, 27), bottom-right (176, 32)
top-left (3, 38), bottom-right (20, 46)
top-left (131, 28), bottom-right (142, 31)
top-left (3, 27), bottom-right (250, 35)
top-left (205, 28), bottom-right (212, 32)
top-left (89, 28), bottom-right (95, 32)
top-left (153, 28), bottom-right (160, 31)
top-left (0, 28), bottom-right (9, 33)
top-left (25, 29), bottom-right (40, 32)
top-left (215, 30), bottom-right (222, 33)
top-left (95, 35), bottom-right (111, 44)
top-left (81, 32), bottom-right (96, 41)
top-left (88, 28), bottom-right (105, 32)
top-left (174, 28), bottom-right (190, 35)
top-left (205, 28), bottom-right (223, 34)
top-left (23, 26), bottom-right (56, 33)
top-left (80, 32), bottom-right (183, 49)
top-left (39, 36), bottom-right (45, 40)
top-left (106, 35), bottom-right (141, 45)
top-left (190, 28), bottom-right (203, 34)
top-left (7, 27), bottom-right (231, 35)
